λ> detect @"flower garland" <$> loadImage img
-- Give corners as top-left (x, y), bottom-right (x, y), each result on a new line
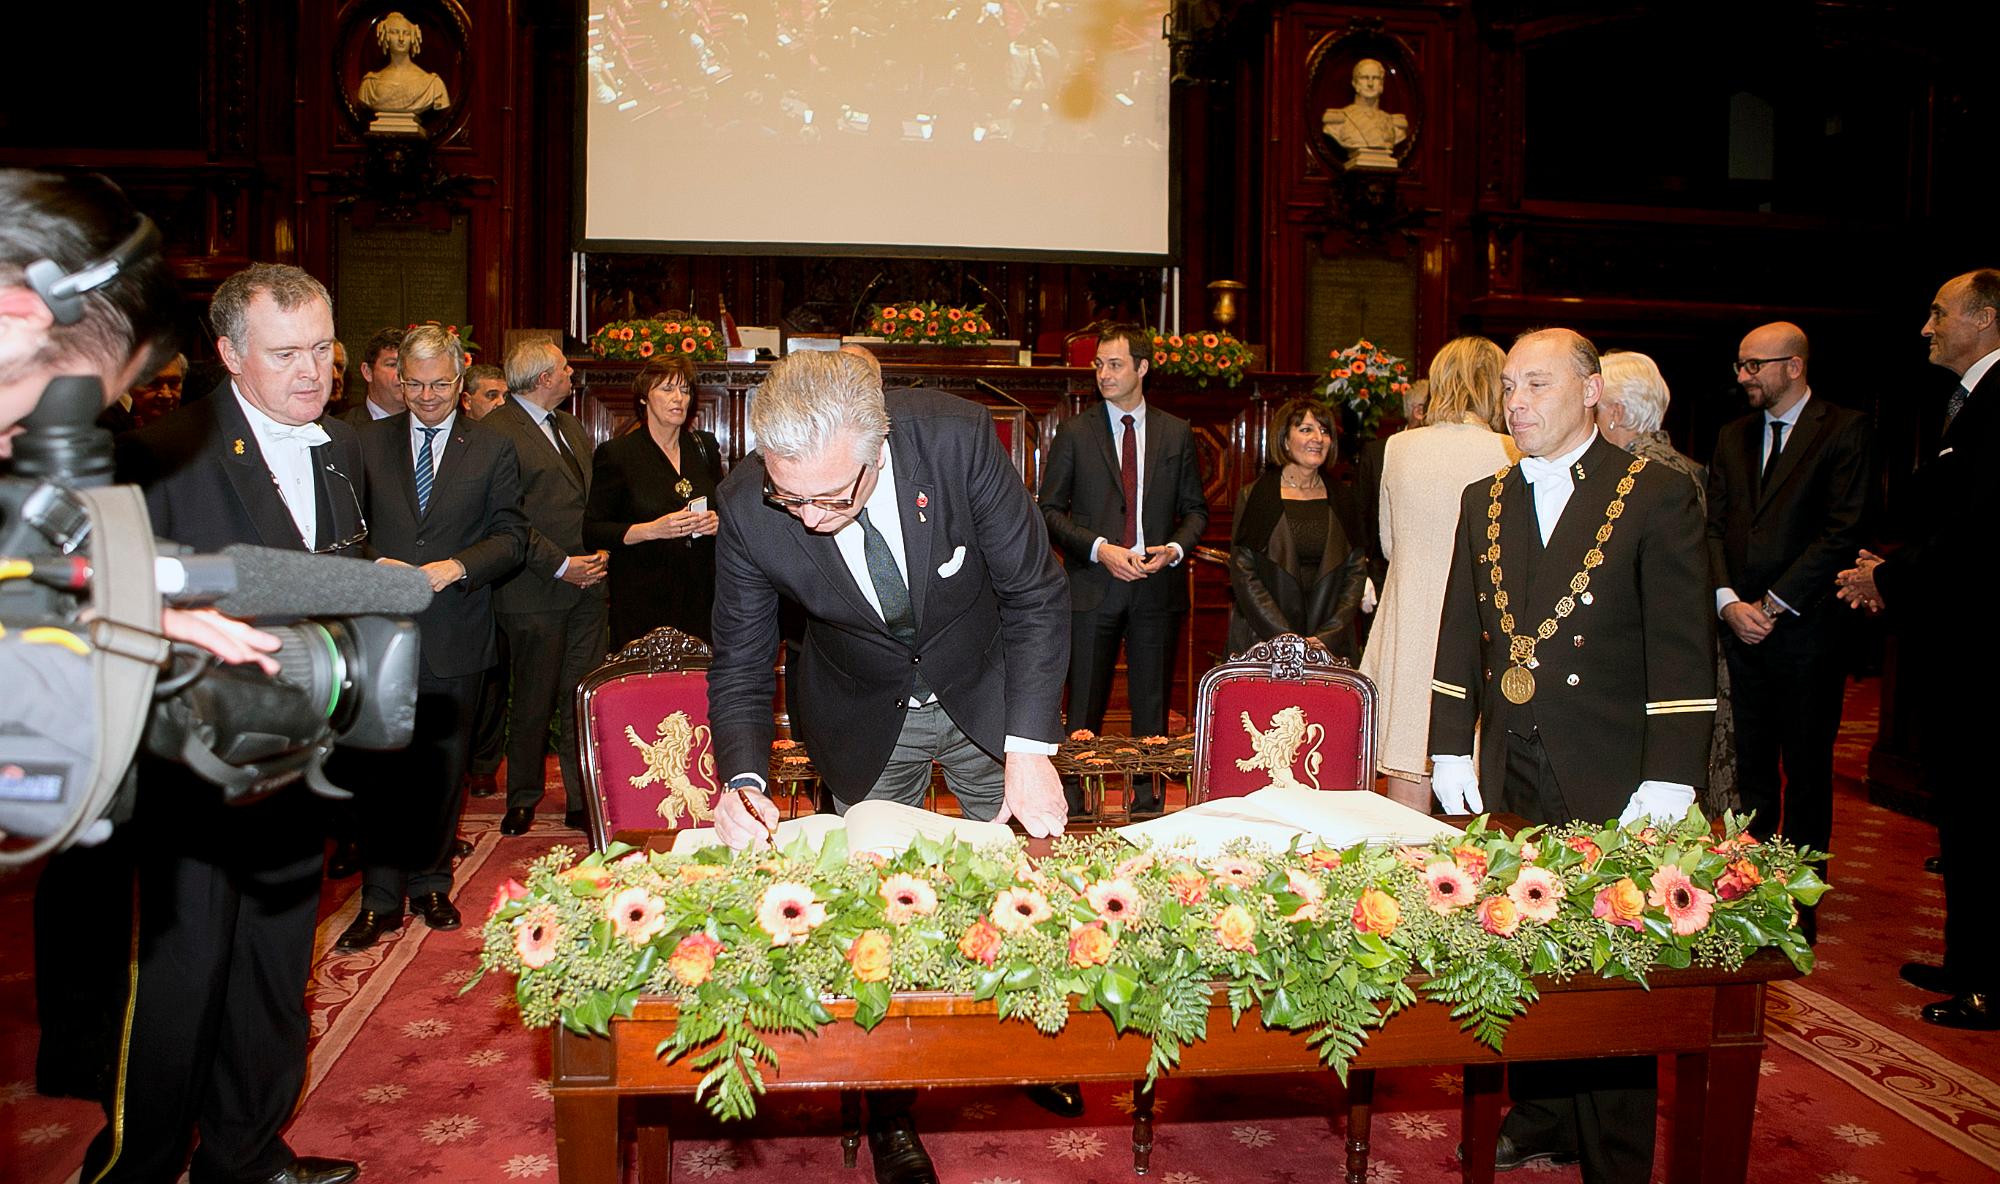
top-left (1149, 330), bottom-right (1254, 387)
top-left (589, 316), bottom-right (726, 363)
top-left (472, 808), bottom-right (1823, 1121)
top-left (1324, 339), bottom-right (1411, 437)
top-left (866, 301), bottom-right (993, 345)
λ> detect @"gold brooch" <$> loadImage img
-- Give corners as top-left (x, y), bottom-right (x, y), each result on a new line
top-left (233, 438), bottom-right (245, 455)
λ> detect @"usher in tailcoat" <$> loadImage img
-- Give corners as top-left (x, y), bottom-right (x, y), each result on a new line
top-left (707, 388), bottom-right (1069, 803)
top-left (1428, 434), bottom-right (1716, 823)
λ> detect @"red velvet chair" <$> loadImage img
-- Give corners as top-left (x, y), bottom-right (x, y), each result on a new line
top-left (575, 627), bottom-right (722, 853)
top-left (1190, 633), bottom-right (1377, 802)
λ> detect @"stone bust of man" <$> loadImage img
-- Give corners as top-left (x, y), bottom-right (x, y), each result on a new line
top-left (358, 11), bottom-right (450, 136)
top-left (1321, 58), bottom-right (1407, 171)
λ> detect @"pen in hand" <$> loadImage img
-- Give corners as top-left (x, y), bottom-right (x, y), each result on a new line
top-left (731, 785), bottom-right (776, 848)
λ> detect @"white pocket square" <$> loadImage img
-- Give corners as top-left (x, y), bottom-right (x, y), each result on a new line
top-left (937, 545), bottom-right (967, 578)
top-left (1939, 447), bottom-right (1955, 458)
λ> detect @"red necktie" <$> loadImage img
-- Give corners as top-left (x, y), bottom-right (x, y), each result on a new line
top-left (1119, 413), bottom-right (1138, 549)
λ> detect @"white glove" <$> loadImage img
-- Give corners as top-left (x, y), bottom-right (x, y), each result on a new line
top-left (1429, 754), bottom-right (1483, 815)
top-left (1619, 781), bottom-right (1696, 828)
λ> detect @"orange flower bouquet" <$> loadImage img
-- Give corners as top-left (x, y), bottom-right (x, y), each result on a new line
top-left (1148, 329), bottom-right (1255, 387)
top-left (1323, 339), bottom-right (1411, 436)
top-left (866, 301), bottom-right (993, 345)
top-left (589, 313), bottom-right (727, 363)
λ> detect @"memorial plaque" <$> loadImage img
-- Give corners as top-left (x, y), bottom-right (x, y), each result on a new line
top-left (1305, 254), bottom-right (1416, 375)
top-left (333, 215), bottom-right (470, 402)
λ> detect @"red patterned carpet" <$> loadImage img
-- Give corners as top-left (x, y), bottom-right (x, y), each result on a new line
top-left (6, 678), bottom-right (1997, 1184)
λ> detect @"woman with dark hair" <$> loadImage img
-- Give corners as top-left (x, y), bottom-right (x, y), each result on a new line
top-left (584, 355), bottom-right (722, 647)
top-left (1228, 398), bottom-right (1369, 662)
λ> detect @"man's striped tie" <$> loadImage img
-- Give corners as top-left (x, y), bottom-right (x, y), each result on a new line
top-left (415, 425), bottom-right (442, 514)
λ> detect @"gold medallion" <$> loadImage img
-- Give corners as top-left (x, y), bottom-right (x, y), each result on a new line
top-left (1501, 665), bottom-right (1536, 704)
top-left (674, 477), bottom-right (694, 499)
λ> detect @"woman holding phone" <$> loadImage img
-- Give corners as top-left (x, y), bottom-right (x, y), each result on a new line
top-left (585, 355), bottom-right (722, 647)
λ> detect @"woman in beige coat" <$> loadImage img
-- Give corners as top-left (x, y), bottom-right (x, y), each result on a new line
top-left (1359, 337), bottom-right (1518, 810)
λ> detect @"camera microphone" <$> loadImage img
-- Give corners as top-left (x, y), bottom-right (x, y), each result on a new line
top-left (154, 544), bottom-right (435, 618)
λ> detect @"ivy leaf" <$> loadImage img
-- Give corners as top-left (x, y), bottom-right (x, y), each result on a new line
top-left (852, 980), bottom-right (891, 1030)
top-left (1784, 866), bottom-right (1830, 906)
top-left (970, 967), bottom-right (1006, 1001)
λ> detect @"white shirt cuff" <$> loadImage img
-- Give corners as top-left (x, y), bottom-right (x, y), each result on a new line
top-left (555, 556), bottom-right (570, 579)
top-left (1088, 536), bottom-right (1107, 563)
top-left (1715, 588), bottom-right (1740, 615)
top-left (1005, 735), bottom-right (1060, 755)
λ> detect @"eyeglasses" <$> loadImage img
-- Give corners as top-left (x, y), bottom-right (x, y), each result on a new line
top-left (1731, 356), bottom-right (1797, 376)
top-left (399, 377), bottom-right (461, 396)
top-left (763, 464), bottom-right (869, 512)
top-left (279, 463), bottom-right (371, 554)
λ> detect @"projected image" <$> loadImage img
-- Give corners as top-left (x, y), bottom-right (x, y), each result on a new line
top-left (583, 0), bottom-right (1172, 256)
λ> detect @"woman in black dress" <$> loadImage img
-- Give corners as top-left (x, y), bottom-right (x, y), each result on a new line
top-left (1227, 397), bottom-right (1370, 661)
top-left (585, 355), bottom-right (723, 647)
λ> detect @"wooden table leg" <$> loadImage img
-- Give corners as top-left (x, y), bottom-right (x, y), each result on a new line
top-left (635, 1097), bottom-right (672, 1184)
top-left (1131, 1079), bottom-right (1156, 1175)
top-left (1459, 1065), bottom-right (1501, 1184)
top-left (1344, 1069), bottom-right (1375, 1184)
top-left (1667, 983), bottom-right (1767, 1184)
top-left (555, 1092), bottom-right (621, 1184)
top-left (840, 1089), bottom-right (864, 1170)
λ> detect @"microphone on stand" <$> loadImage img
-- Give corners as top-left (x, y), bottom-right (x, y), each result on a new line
top-left (848, 271), bottom-right (888, 335)
top-left (962, 273), bottom-right (1011, 341)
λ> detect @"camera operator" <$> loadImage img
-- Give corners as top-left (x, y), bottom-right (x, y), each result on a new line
top-left (6, 172), bottom-right (368, 1184)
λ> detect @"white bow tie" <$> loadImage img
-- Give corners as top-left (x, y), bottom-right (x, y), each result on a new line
top-left (266, 422), bottom-right (331, 447)
top-left (1518, 454), bottom-right (1572, 487)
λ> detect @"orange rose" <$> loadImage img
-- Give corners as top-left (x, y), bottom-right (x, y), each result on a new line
top-left (958, 918), bottom-right (1003, 966)
top-left (1303, 848), bottom-right (1342, 872)
top-left (847, 929), bottom-right (892, 983)
top-left (1214, 903), bottom-right (1257, 953)
top-left (1352, 887), bottom-right (1401, 936)
top-left (665, 322), bottom-right (682, 333)
top-left (1169, 352), bottom-right (1182, 362)
top-left (676, 862), bottom-right (730, 884)
top-left (1358, 339), bottom-right (1375, 351)
top-left (1451, 845), bottom-right (1489, 881)
top-left (565, 864), bottom-right (613, 892)
top-left (1167, 871), bottom-right (1209, 905)
top-left (1592, 878), bottom-right (1647, 931)
top-left (1566, 836), bottom-right (1603, 870)
top-left (639, 327), bottom-right (651, 337)
top-left (1716, 858), bottom-right (1763, 900)
top-left (1478, 894), bottom-right (1520, 937)
top-left (669, 932), bottom-right (724, 986)
top-left (1068, 922), bottom-right (1114, 967)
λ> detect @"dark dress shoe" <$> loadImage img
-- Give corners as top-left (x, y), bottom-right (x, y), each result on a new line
top-left (866, 1115), bottom-right (938, 1184)
top-left (1922, 992), bottom-right (1999, 1031)
top-left (452, 838), bottom-right (474, 859)
top-left (500, 807), bottom-right (534, 836)
top-left (1925, 855), bottom-right (1945, 874)
top-left (242, 1157), bottom-right (361, 1184)
top-left (335, 909), bottom-right (401, 951)
top-left (564, 809), bottom-right (590, 833)
top-left (411, 892), bottom-right (461, 931)
top-left (1901, 961), bottom-right (1956, 994)
top-left (1459, 1133), bottom-right (1580, 1172)
top-left (465, 771), bottom-right (499, 797)
top-left (1025, 1082), bottom-right (1086, 1118)
top-left (325, 840), bottom-right (361, 880)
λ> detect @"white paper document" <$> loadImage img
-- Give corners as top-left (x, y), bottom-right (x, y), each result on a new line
top-left (669, 799), bottom-right (1014, 857)
top-left (1116, 787), bottom-right (1461, 858)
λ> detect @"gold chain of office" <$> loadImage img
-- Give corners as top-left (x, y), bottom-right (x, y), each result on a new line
top-left (1485, 455), bottom-right (1648, 704)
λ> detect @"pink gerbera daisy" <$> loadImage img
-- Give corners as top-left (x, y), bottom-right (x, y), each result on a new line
top-left (755, 882), bottom-right (828, 946)
top-left (1282, 868), bottom-right (1325, 922)
top-left (605, 887), bottom-right (668, 945)
top-left (1647, 864), bottom-right (1716, 936)
top-left (879, 874), bottom-right (938, 926)
top-left (513, 906), bottom-right (563, 969)
top-left (1506, 866), bottom-right (1565, 924)
top-left (1085, 877), bottom-right (1143, 925)
top-left (1207, 856), bottom-right (1263, 889)
top-left (1422, 861), bottom-right (1478, 913)
top-left (990, 887), bottom-right (1053, 935)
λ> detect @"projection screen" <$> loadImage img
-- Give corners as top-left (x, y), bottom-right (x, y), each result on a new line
top-left (581, 0), bottom-right (1174, 260)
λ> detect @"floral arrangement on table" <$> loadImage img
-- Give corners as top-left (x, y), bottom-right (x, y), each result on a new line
top-left (1148, 330), bottom-right (1255, 387)
top-left (405, 320), bottom-right (483, 362)
top-left (588, 315), bottom-right (726, 363)
top-left (865, 301), bottom-right (993, 345)
top-left (471, 808), bottom-right (1823, 1121)
top-left (1323, 339), bottom-right (1412, 437)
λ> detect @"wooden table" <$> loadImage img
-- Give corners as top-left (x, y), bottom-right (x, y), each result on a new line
top-left (549, 949), bottom-right (1796, 1184)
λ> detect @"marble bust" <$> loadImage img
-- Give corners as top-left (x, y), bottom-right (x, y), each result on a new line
top-left (358, 11), bottom-right (450, 137)
top-left (1321, 58), bottom-right (1407, 171)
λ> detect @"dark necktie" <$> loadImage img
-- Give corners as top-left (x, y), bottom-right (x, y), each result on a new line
top-left (415, 425), bottom-right (442, 515)
top-left (1119, 412), bottom-right (1139, 549)
top-left (1760, 420), bottom-right (1786, 488)
top-left (547, 414), bottom-right (583, 482)
top-left (1944, 385), bottom-right (1970, 436)
top-left (858, 509), bottom-right (927, 698)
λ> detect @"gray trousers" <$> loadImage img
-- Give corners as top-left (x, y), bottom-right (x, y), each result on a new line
top-left (837, 700), bottom-right (1006, 822)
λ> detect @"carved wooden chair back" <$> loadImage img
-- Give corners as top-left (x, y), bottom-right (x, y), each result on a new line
top-left (575, 627), bottom-right (720, 852)
top-left (1190, 633), bottom-right (1377, 802)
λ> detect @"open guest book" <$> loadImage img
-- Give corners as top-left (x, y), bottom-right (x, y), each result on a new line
top-left (668, 799), bottom-right (1014, 857)
top-left (1117, 786), bottom-right (1461, 858)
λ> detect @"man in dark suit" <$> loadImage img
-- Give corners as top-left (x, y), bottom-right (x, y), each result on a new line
top-left (1841, 269), bottom-right (2000, 1030)
top-left (336, 325), bottom-right (527, 948)
top-left (96, 263), bottom-right (366, 1184)
top-left (1431, 328), bottom-right (1715, 1184)
top-left (706, 351), bottom-right (1069, 1184)
top-left (456, 360), bottom-right (515, 798)
top-left (485, 340), bottom-right (607, 834)
top-left (1705, 323), bottom-right (1870, 892)
top-left (340, 325), bottom-right (403, 427)
top-left (1039, 323), bottom-right (1208, 812)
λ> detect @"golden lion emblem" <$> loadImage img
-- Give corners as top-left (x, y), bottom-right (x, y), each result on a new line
top-left (625, 711), bottom-right (717, 825)
top-left (1234, 706), bottom-right (1324, 791)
